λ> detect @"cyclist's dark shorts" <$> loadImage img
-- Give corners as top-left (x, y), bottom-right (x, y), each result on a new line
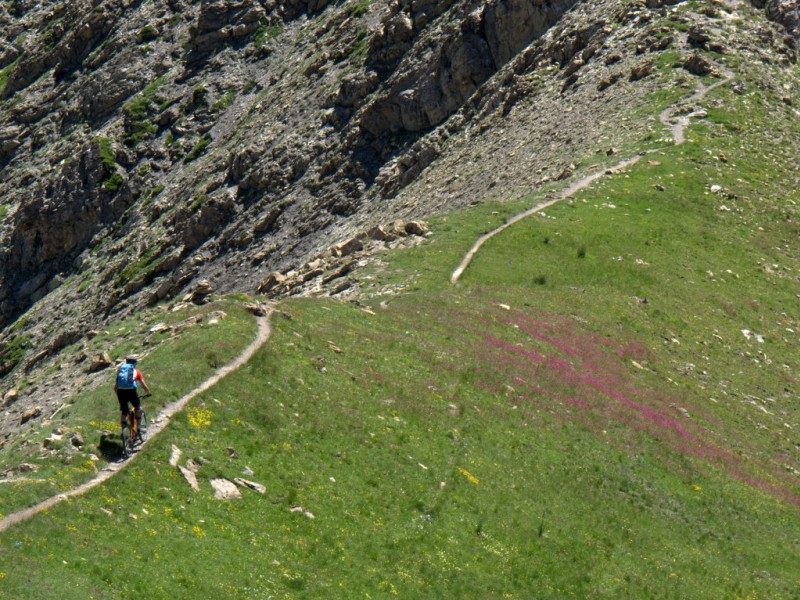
top-left (117, 388), bottom-right (140, 415)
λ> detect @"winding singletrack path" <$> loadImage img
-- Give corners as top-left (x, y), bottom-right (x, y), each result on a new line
top-left (0, 309), bottom-right (273, 533)
top-left (451, 64), bottom-right (733, 284)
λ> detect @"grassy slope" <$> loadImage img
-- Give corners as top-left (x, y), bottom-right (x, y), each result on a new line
top-left (1, 34), bottom-right (800, 600)
top-left (0, 298), bottom-right (258, 520)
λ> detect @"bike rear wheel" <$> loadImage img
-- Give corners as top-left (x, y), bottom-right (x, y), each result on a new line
top-left (121, 425), bottom-right (133, 459)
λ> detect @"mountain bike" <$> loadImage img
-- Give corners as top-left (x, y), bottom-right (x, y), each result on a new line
top-left (121, 394), bottom-right (150, 459)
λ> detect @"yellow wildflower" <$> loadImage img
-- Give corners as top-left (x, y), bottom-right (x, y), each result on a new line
top-left (188, 407), bottom-right (212, 428)
top-left (458, 467), bottom-right (480, 485)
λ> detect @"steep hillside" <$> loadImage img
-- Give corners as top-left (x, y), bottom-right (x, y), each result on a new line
top-left (0, 0), bottom-right (798, 595)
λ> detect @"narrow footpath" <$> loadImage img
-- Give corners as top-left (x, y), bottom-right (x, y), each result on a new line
top-left (0, 309), bottom-right (273, 533)
top-left (451, 64), bottom-right (733, 284)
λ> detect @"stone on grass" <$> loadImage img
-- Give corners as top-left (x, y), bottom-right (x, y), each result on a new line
top-left (233, 478), bottom-right (266, 494)
top-left (169, 445), bottom-right (182, 467)
top-left (405, 221), bottom-right (430, 236)
top-left (244, 302), bottom-right (269, 316)
top-left (211, 478), bottom-right (241, 500)
top-left (178, 465), bottom-right (200, 492)
top-left (290, 506), bottom-right (315, 519)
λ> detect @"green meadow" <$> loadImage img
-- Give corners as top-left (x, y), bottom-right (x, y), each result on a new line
top-left (1, 44), bottom-right (799, 600)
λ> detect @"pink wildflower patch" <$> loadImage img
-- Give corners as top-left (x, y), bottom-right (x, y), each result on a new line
top-left (468, 305), bottom-right (800, 505)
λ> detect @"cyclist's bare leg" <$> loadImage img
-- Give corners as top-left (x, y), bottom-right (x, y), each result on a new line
top-left (133, 408), bottom-right (142, 435)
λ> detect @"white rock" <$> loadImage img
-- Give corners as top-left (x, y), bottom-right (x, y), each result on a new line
top-left (169, 445), bottom-right (182, 467)
top-left (211, 478), bottom-right (241, 500)
top-left (178, 466), bottom-right (199, 492)
top-left (233, 478), bottom-right (266, 494)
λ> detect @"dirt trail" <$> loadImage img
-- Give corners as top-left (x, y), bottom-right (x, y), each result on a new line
top-left (0, 309), bottom-right (273, 534)
top-left (451, 66), bottom-right (733, 284)
top-left (660, 65), bottom-right (734, 145)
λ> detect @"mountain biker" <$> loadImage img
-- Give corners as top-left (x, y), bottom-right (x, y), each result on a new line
top-left (114, 355), bottom-right (151, 434)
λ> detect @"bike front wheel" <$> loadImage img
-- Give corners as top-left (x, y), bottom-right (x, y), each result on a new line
top-left (137, 410), bottom-right (148, 443)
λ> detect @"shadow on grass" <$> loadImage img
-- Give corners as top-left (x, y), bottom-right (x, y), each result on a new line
top-left (98, 432), bottom-right (123, 462)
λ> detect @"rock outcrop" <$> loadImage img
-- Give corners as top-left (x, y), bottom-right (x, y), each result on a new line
top-left (766, 0), bottom-right (800, 38)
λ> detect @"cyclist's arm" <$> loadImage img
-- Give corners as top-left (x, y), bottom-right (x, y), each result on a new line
top-left (136, 370), bottom-right (152, 396)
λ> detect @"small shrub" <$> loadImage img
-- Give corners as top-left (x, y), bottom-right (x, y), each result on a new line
top-left (95, 137), bottom-right (116, 170)
top-left (138, 25), bottom-right (158, 43)
top-left (94, 138), bottom-right (123, 192)
top-left (141, 184), bottom-right (165, 205)
top-left (211, 90), bottom-right (236, 112)
top-left (577, 245), bottom-right (587, 258)
top-left (0, 57), bottom-right (20, 95)
top-left (191, 86), bottom-right (208, 108)
top-left (253, 20), bottom-right (283, 47)
top-left (0, 333), bottom-right (30, 375)
top-left (102, 172), bottom-right (123, 192)
top-left (348, 0), bottom-right (374, 18)
top-left (122, 77), bottom-right (166, 147)
top-left (349, 29), bottom-right (369, 64)
top-left (190, 194), bottom-right (207, 211)
top-left (115, 245), bottom-right (162, 286)
top-left (183, 134), bottom-right (212, 164)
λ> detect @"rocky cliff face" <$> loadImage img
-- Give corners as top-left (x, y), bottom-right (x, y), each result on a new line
top-left (0, 0), bottom-right (798, 401)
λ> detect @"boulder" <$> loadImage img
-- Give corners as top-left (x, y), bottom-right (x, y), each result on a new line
top-left (89, 352), bottom-right (113, 372)
top-left (405, 220), bottom-right (430, 236)
top-left (15, 406), bottom-right (37, 425)
top-left (0, 125), bottom-right (24, 161)
top-left (333, 237), bottom-right (364, 258)
top-left (2, 389), bottom-right (19, 408)
top-left (683, 53), bottom-right (719, 76)
top-left (258, 272), bottom-right (287, 293)
top-left (194, 279), bottom-right (215, 296)
top-left (211, 478), bottom-right (242, 500)
top-left (3, 462), bottom-right (38, 476)
top-left (244, 302), bottom-right (269, 316)
top-left (687, 25), bottom-right (711, 48)
top-left (367, 224), bottom-right (397, 242)
top-left (190, 0), bottom-right (265, 52)
top-left (630, 60), bottom-right (654, 81)
top-left (555, 163), bottom-right (576, 181)
top-left (335, 71), bottom-right (379, 108)
top-left (170, 445), bottom-right (183, 467)
top-left (43, 434), bottom-right (63, 449)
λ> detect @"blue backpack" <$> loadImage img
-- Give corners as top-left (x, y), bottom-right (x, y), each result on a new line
top-left (116, 363), bottom-right (137, 390)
